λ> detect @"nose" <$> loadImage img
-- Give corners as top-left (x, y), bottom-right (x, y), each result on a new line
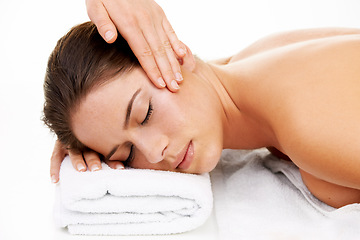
top-left (132, 130), bottom-right (168, 164)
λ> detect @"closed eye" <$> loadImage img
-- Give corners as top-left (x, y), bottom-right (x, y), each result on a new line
top-left (123, 99), bottom-right (153, 166)
top-left (123, 144), bottom-right (135, 167)
top-left (141, 99), bottom-right (153, 125)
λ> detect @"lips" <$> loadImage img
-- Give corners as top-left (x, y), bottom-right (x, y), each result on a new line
top-left (175, 141), bottom-right (194, 170)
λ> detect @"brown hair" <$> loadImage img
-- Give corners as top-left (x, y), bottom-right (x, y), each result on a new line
top-left (42, 21), bottom-right (140, 151)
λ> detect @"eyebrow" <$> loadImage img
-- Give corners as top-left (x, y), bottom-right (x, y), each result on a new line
top-left (105, 88), bottom-right (142, 161)
top-left (124, 88), bottom-right (142, 130)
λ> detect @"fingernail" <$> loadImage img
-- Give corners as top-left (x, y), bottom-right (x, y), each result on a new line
top-left (105, 31), bottom-right (115, 41)
top-left (157, 77), bottom-right (166, 87)
top-left (179, 47), bottom-right (186, 56)
top-left (77, 163), bottom-right (86, 172)
top-left (51, 175), bottom-right (58, 184)
top-left (115, 163), bottom-right (125, 170)
top-left (171, 80), bottom-right (180, 89)
top-left (175, 72), bottom-right (183, 82)
top-left (90, 164), bottom-right (100, 172)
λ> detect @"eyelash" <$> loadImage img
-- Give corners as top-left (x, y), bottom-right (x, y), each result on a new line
top-left (141, 99), bottom-right (153, 125)
top-left (125, 100), bottom-right (154, 166)
top-left (123, 144), bottom-right (134, 167)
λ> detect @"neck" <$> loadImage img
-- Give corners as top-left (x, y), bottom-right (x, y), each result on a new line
top-left (193, 59), bottom-right (276, 150)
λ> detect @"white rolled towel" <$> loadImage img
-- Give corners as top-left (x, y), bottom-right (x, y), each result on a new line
top-left (54, 156), bottom-right (213, 235)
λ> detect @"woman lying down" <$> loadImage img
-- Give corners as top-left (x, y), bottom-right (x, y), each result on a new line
top-left (43, 21), bottom-right (360, 209)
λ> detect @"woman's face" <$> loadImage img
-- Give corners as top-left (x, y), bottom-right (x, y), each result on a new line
top-left (71, 66), bottom-right (224, 174)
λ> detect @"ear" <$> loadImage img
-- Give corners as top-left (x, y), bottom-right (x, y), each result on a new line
top-left (179, 44), bottom-right (196, 72)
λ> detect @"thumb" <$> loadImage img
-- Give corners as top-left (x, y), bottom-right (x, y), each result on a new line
top-left (181, 44), bottom-right (196, 72)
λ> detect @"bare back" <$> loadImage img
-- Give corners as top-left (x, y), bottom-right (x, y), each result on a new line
top-left (218, 29), bottom-right (360, 207)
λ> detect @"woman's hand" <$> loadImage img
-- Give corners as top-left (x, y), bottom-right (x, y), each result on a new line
top-left (50, 140), bottom-right (124, 183)
top-left (86, 0), bottom-right (189, 92)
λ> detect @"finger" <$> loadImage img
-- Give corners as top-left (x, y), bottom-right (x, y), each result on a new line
top-left (181, 42), bottom-right (194, 63)
top-left (83, 151), bottom-right (102, 172)
top-left (155, 24), bottom-right (183, 86)
top-left (105, 5), bottom-right (170, 90)
top-left (162, 18), bottom-right (187, 58)
top-left (86, 0), bottom-right (118, 43)
top-left (68, 149), bottom-right (87, 172)
top-left (123, 27), bottom-right (168, 89)
top-left (139, 20), bottom-right (180, 92)
top-left (105, 9), bottom-right (166, 89)
top-left (50, 140), bottom-right (68, 183)
top-left (103, 159), bottom-right (125, 170)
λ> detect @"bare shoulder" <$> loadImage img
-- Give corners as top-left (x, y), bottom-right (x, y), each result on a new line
top-left (226, 27), bottom-right (360, 63)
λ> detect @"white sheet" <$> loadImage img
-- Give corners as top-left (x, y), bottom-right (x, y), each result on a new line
top-left (211, 149), bottom-right (360, 240)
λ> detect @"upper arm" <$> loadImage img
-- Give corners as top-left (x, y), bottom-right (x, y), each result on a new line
top-left (299, 169), bottom-right (360, 208)
top-left (279, 106), bottom-right (360, 191)
top-left (228, 27), bottom-right (360, 63)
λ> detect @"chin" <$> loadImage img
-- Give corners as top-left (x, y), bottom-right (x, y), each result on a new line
top-left (192, 146), bottom-right (222, 174)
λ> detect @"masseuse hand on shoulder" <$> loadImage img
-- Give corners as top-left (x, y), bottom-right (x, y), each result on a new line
top-left (50, 0), bottom-right (192, 183)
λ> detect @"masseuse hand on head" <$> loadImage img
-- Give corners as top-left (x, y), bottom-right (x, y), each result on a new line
top-left (50, 0), bottom-right (192, 183)
top-left (86, 0), bottom-right (190, 91)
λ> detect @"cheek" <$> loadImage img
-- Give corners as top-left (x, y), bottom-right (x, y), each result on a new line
top-left (152, 77), bottom-right (223, 136)
top-left (130, 154), bottom-right (149, 169)
top-left (152, 90), bottom-right (185, 127)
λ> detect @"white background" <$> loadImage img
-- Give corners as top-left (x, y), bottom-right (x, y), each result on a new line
top-left (0, 0), bottom-right (359, 239)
